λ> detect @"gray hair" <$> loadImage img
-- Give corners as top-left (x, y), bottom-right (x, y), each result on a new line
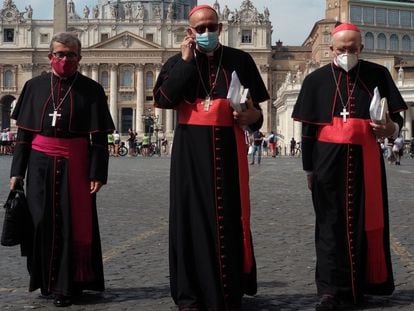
top-left (49, 32), bottom-right (82, 55)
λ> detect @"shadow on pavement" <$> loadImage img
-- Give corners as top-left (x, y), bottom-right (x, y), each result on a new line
top-left (71, 285), bottom-right (171, 305)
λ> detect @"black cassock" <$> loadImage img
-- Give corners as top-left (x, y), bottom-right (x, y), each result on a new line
top-left (292, 60), bottom-right (407, 303)
top-left (11, 72), bottom-right (114, 296)
top-left (154, 45), bottom-right (269, 309)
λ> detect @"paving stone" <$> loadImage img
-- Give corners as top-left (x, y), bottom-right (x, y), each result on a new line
top-left (0, 155), bottom-right (412, 310)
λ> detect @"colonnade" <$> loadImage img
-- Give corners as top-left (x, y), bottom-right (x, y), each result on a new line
top-left (80, 63), bottom-right (175, 136)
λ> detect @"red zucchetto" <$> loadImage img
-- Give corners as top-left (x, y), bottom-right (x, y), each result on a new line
top-left (331, 22), bottom-right (361, 35)
top-left (188, 5), bottom-right (216, 17)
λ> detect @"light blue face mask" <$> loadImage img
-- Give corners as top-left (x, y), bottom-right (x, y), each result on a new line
top-left (196, 31), bottom-right (219, 53)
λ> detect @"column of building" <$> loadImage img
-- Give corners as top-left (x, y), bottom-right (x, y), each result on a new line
top-left (136, 64), bottom-right (145, 134)
top-left (20, 64), bottom-right (34, 85)
top-left (404, 106), bottom-right (413, 139)
top-left (154, 63), bottom-right (163, 129)
top-left (259, 64), bottom-right (270, 133)
top-left (91, 64), bottom-right (99, 82)
top-left (81, 64), bottom-right (89, 77)
top-left (109, 64), bottom-right (118, 129)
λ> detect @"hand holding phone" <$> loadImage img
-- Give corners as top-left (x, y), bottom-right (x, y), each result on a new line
top-left (181, 35), bottom-right (196, 62)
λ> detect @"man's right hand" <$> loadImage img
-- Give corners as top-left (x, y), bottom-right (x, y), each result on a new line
top-left (181, 35), bottom-right (196, 62)
top-left (10, 176), bottom-right (23, 190)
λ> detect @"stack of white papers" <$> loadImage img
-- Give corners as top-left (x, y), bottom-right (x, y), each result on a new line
top-left (369, 86), bottom-right (388, 124)
top-left (227, 71), bottom-right (249, 112)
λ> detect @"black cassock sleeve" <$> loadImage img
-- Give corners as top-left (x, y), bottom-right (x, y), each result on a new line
top-left (10, 128), bottom-right (33, 178)
top-left (153, 56), bottom-right (197, 109)
top-left (89, 132), bottom-right (109, 184)
top-left (301, 123), bottom-right (318, 172)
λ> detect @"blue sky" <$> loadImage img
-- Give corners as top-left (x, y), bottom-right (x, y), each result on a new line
top-left (11, 0), bottom-right (325, 45)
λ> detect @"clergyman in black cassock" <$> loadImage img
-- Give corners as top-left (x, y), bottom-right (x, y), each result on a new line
top-left (292, 23), bottom-right (407, 310)
top-left (9, 32), bottom-right (114, 307)
top-left (153, 5), bottom-right (269, 311)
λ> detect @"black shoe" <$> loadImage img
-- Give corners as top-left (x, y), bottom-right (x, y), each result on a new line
top-left (39, 288), bottom-right (52, 298)
top-left (315, 295), bottom-right (339, 311)
top-left (53, 295), bottom-right (72, 307)
top-left (250, 162), bottom-right (254, 165)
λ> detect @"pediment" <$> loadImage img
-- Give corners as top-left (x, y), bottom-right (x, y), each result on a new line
top-left (89, 31), bottom-right (162, 50)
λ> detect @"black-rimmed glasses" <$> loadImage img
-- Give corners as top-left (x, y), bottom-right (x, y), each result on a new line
top-left (51, 52), bottom-right (79, 60)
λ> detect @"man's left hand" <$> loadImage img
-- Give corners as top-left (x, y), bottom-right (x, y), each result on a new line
top-left (370, 112), bottom-right (396, 138)
top-left (90, 180), bottom-right (103, 194)
top-left (233, 98), bottom-right (261, 127)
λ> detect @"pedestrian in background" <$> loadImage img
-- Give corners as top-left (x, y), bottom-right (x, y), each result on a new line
top-left (292, 22), bottom-right (406, 310)
top-left (113, 129), bottom-right (120, 156)
top-left (290, 137), bottom-right (296, 156)
top-left (0, 128), bottom-right (8, 155)
top-left (250, 130), bottom-right (264, 165)
top-left (153, 4), bottom-right (269, 310)
top-left (267, 131), bottom-right (277, 157)
top-left (9, 32), bottom-right (114, 307)
top-left (392, 136), bottom-right (404, 165)
top-left (141, 133), bottom-right (150, 157)
top-left (107, 131), bottom-right (115, 156)
top-left (127, 128), bottom-right (136, 156)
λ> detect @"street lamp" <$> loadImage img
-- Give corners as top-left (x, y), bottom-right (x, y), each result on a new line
top-left (141, 108), bottom-right (163, 155)
top-left (142, 108), bottom-right (158, 141)
top-left (153, 122), bottom-right (163, 155)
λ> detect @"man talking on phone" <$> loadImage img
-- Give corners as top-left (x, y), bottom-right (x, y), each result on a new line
top-left (153, 4), bottom-right (269, 310)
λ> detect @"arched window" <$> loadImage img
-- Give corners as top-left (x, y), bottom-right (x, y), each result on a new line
top-left (402, 35), bottom-right (411, 52)
top-left (377, 33), bottom-right (387, 50)
top-left (364, 32), bottom-right (374, 50)
top-left (101, 71), bottom-right (109, 88)
top-left (4, 70), bottom-right (13, 88)
top-left (121, 69), bottom-right (132, 87)
top-left (146, 71), bottom-right (154, 89)
top-left (390, 34), bottom-right (399, 51)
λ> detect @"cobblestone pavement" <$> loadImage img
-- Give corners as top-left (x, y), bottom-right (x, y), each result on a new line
top-left (0, 154), bottom-right (413, 310)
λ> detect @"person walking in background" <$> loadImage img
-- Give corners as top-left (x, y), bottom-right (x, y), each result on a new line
top-left (292, 23), bottom-right (407, 310)
top-left (262, 136), bottom-right (268, 157)
top-left (392, 136), bottom-right (404, 165)
top-left (9, 32), bottom-right (114, 307)
top-left (107, 131), bottom-right (115, 156)
top-left (127, 128), bottom-right (136, 156)
top-left (290, 137), bottom-right (296, 156)
top-left (250, 130), bottom-right (264, 165)
top-left (113, 129), bottom-right (120, 156)
top-left (153, 4), bottom-right (269, 310)
top-left (0, 128), bottom-right (8, 155)
top-left (267, 131), bottom-right (277, 157)
top-left (141, 133), bottom-right (150, 157)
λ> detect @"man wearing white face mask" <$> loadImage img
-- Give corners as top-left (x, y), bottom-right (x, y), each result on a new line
top-left (292, 23), bottom-right (407, 310)
top-left (154, 4), bottom-right (269, 310)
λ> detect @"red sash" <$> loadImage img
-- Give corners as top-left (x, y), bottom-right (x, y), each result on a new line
top-left (317, 117), bottom-right (387, 284)
top-left (32, 134), bottom-right (94, 282)
top-left (178, 99), bottom-right (253, 273)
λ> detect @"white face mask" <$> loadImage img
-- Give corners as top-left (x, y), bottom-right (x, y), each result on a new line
top-left (335, 53), bottom-right (359, 72)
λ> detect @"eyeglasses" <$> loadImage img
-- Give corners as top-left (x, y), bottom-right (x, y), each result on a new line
top-left (51, 52), bottom-right (79, 60)
top-left (190, 23), bottom-right (219, 34)
top-left (333, 47), bottom-right (360, 54)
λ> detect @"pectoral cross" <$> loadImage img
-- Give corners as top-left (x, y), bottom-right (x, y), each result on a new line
top-left (340, 107), bottom-right (349, 123)
top-left (203, 96), bottom-right (211, 111)
top-left (49, 110), bottom-right (61, 127)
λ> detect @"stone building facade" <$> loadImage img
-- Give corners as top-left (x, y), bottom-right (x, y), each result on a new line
top-left (0, 0), bottom-right (272, 136)
top-left (275, 0), bottom-right (414, 150)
